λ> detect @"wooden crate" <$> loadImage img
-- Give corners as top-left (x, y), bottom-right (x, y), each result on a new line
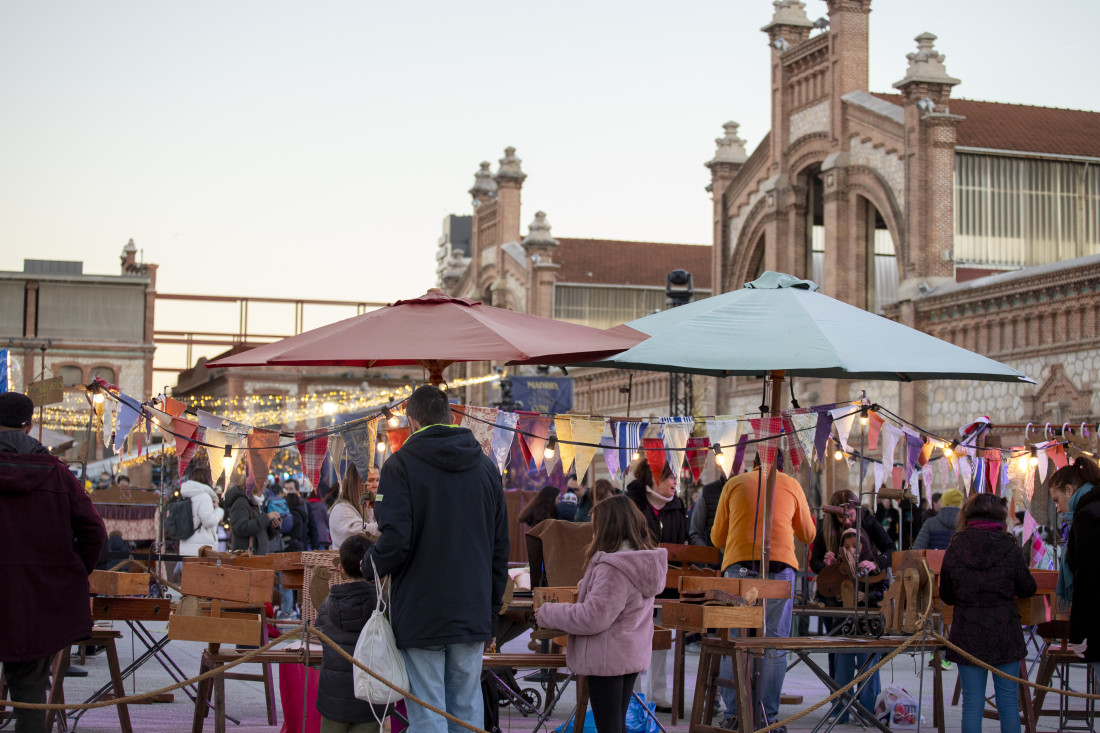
top-left (660, 601), bottom-right (765, 631)
top-left (92, 597), bottom-right (172, 621)
top-left (226, 555), bottom-right (275, 571)
top-left (678, 575), bottom-right (792, 600)
top-left (270, 552), bottom-right (304, 571)
top-left (88, 570), bottom-right (149, 596)
top-left (167, 611), bottom-right (263, 645)
top-left (652, 624), bottom-right (673, 651)
top-left (180, 563), bottom-right (274, 605)
top-left (281, 568), bottom-right (305, 590)
top-left (533, 587), bottom-right (578, 610)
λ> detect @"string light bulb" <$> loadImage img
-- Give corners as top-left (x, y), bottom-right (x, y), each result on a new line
top-left (223, 444), bottom-right (233, 458)
top-left (859, 407), bottom-right (869, 426)
top-left (1029, 447), bottom-right (1039, 468)
top-left (833, 448), bottom-right (844, 461)
top-left (544, 437), bottom-right (557, 460)
top-left (377, 440), bottom-right (387, 454)
top-left (943, 440), bottom-right (958, 458)
top-left (322, 402), bottom-right (338, 415)
top-left (93, 392), bottom-right (105, 404)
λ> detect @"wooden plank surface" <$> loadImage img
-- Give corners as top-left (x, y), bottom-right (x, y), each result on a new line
top-left (661, 602), bottom-right (764, 631)
top-left (89, 570), bottom-right (150, 596)
top-left (678, 575), bottom-right (792, 600)
top-left (270, 552), bottom-right (304, 571)
top-left (533, 587), bottom-right (578, 610)
top-left (661, 543), bottom-right (722, 565)
top-left (92, 597), bottom-right (172, 621)
top-left (180, 563), bottom-right (274, 604)
top-left (167, 612), bottom-right (263, 645)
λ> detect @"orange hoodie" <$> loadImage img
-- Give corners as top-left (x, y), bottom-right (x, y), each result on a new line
top-left (710, 468), bottom-right (817, 573)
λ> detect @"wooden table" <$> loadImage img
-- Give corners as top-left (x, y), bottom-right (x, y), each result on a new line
top-left (689, 635), bottom-right (947, 733)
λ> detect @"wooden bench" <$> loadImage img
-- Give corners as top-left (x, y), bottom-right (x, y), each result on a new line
top-left (45, 628), bottom-right (132, 733)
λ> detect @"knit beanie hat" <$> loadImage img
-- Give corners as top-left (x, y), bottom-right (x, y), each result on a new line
top-left (0, 393), bottom-right (34, 429)
top-left (941, 488), bottom-right (964, 507)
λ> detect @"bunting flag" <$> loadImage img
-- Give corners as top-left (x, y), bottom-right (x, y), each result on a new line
top-left (867, 411), bottom-right (886, 451)
top-left (873, 461), bottom-right (886, 492)
top-left (787, 413), bottom-right (817, 463)
top-left (937, 455), bottom-right (949, 491)
top-left (601, 436), bottom-right (620, 478)
top-left (880, 423), bottom-right (901, 470)
top-left (1030, 534), bottom-right (1046, 568)
top-left (327, 432), bottom-right (346, 473)
top-left (891, 466), bottom-right (904, 491)
top-left (813, 411), bottom-right (834, 463)
top-left (704, 418), bottom-right (741, 480)
top-left (783, 417), bottom-right (806, 472)
top-left (344, 420), bottom-right (377, 477)
top-left (196, 410), bottom-right (225, 431)
top-left (517, 415), bottom-right (552, 471)
top-left (958, 455), bottom-right (972, 492)
top-left (974, 457), bottom-right (986, 493)
top-left (542, 437), bottom-right (560, 474)
top-left (903, 431), bottom-right (924, 484)
top-left (162, 396), bottom-right (186, 418)
top-left (514, 411), bottom-right (537, 468)
top-left (1050, 443), bottom-right (1068, 470)
top-left (1021, 511), bottom-right (1039, 543)
top-left (921, 463), bottom-right (935, 503)
top-left (642, 437), bottom-right (667, 477)
top-left (830, 407), bottom-right (857, 452)
top-left (919, 440), bottom-right (935, 466)
top-left (553, 416), bottom-right (576, 474)
top-left (685, 437), bottom-right (710, 482)
top-left (613, 420), bottom-right (648, 474)
top-left (456, 405), bottom-right (498, 458)
top-left (749, 416), bottom-right (785, 480)
top-left (114, 396), bottom-right (142, 453)
top-left (173, 419), bottom-right (200, 477)
top-left (492, 411), bottom-right (520, 474)
top-left (570, 417), bottom-right (606, 481)
top-left (103, 400), bottom-right (115, 449)
top-left (204, 429), bottom-right (236, 482)
top-left (1036, 447), bottom-right (1050, 483)
top-left (386, 425), bottom-right (409, 454)
top-left (732, 433), bottom-right (749, 475)
top-left (658, 417), bottom-right (694, 475)
top-left (1024, 465), bottom-right (1035, 501)
top-left (146, 406), bottom-right (173, 444)
top-left (248, 428), bottom-right (281, 482)
top-left (295, 429), bottom-right (329, 489)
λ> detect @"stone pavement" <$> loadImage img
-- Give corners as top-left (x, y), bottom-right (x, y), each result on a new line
top-left (44, 622), bottom-right (1094, 732)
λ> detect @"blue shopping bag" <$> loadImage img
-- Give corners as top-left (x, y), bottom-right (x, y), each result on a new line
top-left (625, 692), bottom-right (661, 733)
top-left (554, 708), bottom-right (596, 733)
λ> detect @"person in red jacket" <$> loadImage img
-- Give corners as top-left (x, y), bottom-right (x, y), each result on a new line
top-left (0, 392), bottom-right (106, 732)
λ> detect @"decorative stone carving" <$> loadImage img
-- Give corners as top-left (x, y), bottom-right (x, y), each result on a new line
top-left (521, 211), bottom-right (559, 253)
top-left (894, 33), bottom-right (960, 89)
top-left (469, 161), bottom-right (497, 199)
top-left (707, 122), bottom-right (749, 168)
top-left (763, 0), bottom-right (813, 30)
top-left (494, 146), bottom-right (526, 183)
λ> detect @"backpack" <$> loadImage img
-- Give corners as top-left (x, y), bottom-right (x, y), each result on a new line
top-left (165, 495), bottom-right (197, 541)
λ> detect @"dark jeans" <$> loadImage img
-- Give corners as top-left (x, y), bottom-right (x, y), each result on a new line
top-left (2, 655), bottom-right (52, 732)
top-left (587, 672), bottom-right (638, 733)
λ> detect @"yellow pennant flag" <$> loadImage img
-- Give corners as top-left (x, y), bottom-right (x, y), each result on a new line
top-left (569, 417), bottom-right (606, 481)
top-left (553, 416), bottom-right (575, 475)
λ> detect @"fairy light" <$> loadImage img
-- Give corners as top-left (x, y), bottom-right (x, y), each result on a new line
top-left (544, 437), bottom-right (557, 460)
top-left (93, 392), bottom-right (105, 404)
top-left (1029, 447), bottom-right (1039, 467)
top-left (376, 439), bottom-right (387, 454)
top-left (859, 406), bottom-right (869, 426)
top-left (833, 448), bottom-right (844, 461)
top-left (943, 440), bottom-right (958, 458)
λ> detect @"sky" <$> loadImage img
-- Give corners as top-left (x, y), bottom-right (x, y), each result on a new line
top-left (2, 0), bottom-right (1099, 377)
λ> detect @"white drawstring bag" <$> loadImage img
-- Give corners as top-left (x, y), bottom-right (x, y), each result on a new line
top-left (353, 560), bottom-right (408, 705)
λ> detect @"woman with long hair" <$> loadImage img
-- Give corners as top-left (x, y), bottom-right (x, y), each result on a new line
top-left (329, 464), bottom-right (379, 548)
top-left (535, 496), bottom-right (666, 733)
top-left (940, 493), bottom-right (1037, 733)
top-left (178, 462), bottom-right (224, 557)
top-left (224, 476), bottom-right (280, 555)
top-left (1049, 455), bottom-right (1100, 674)
top-left (517, 485), bottom-right (561, 528)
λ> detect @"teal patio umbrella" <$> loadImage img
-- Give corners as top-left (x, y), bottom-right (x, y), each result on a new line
top-left (570, 271), bottom-right (1032, 574)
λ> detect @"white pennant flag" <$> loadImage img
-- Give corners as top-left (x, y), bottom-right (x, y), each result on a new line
top-left (921, 463), bottom-right (935, 503)
top-left (830, 407), bottom-right (857, 452)
top-left (873, 461), bottom-right (886, 491)
top-left (1036, 449), bottom-right (1050, 483)
top-left (880, 423), bottom-right (901, 471)
top-left (659, 417), bottom-right (694, 475)
top-left (705, 417), bottom-right (742, 479)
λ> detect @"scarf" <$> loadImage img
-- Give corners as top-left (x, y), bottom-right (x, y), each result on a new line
top-left (966, 519), bottom-right (1004, 532)
top-left (1056, 482), bottom-right (1093, 602)
top-left (646, 487), bottom-right (673, 509)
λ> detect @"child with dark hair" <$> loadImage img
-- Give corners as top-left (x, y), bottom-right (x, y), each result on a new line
top-left (316, 534), bottom-right (390, 732)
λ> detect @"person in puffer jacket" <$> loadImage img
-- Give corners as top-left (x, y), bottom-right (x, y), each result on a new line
top-left (536, 495), bottom-right (667, 733)
top-left (912, 488), bottom-right (963, 550)
top-left (316, 534), bottom-right (391, 732)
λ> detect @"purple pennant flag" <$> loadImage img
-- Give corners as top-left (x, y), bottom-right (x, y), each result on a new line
top-left (732, 433), bottom-right (749, 475)
top-left (904, 432), bottom-right (924, 484)
top-left (813, 412), bottom-right (834, 463)
top-left (601, 436), bottom-right (620, 479)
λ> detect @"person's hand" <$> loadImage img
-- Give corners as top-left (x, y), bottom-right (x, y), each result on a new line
top-left (858, 560), bottom-right (878, 574)
top-left (267, 511), bottom-right (280, 520)
top-left (1070, 640), bottom-right (1088, 658)
top-left (824, 551), bottom-right (836, 566)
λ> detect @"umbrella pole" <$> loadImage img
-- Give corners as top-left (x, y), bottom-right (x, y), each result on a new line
top-left (759, 370), bottom-right (784, 581)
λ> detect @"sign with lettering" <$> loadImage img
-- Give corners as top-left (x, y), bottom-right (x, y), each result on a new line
top-left (27, 377), bottom-right (64, 407)
top-left (501, 376), bottom-right (573, 415)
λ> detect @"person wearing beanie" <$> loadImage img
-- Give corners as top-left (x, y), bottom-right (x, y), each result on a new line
top-left (913, 488), bottom-right (964, 550)
top-left (0, 392), bottom-right (107, 732)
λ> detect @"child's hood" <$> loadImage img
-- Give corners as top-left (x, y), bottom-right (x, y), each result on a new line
top-left (592, 547), bottom-right (668, 598)
top-left (324, 581), bottom-right (376, 633)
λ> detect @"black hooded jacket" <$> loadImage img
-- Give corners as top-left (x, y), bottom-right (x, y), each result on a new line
top-left (940, 526), bottom-right (1037, 665)
top-left (1067, 484), bottom-right (1100, 661)
top-left (315, 580), bottom-right (390, 723)
top-left (363, 425), bottom-right (509, 649)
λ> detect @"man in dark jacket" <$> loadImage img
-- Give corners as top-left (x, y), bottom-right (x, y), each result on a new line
top-left (913, 488), bottom-right (963, 550)
top-left (0, 392), bottom-right (106, 732)
top-left (363, 385), bottom-right (509, 733)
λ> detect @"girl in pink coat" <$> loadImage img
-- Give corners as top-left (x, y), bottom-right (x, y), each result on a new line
top-left (535, 495), bottom-right (668, 733)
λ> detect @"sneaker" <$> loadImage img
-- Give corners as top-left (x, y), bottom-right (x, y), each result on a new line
top-left (719, 715), bottom-right (738, 730)
top-left (941, 659), bottom-right (954, 671)
top-left (64, 665), bottom-right (88, 678)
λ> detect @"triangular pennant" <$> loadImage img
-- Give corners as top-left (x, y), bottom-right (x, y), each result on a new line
top-left (749, 416), bottom-right (785, 481)
top-left (553, 416), bottom-right (576, 474)
top-left (880, 424), bottom-right (901, 470)
top-left (783, 417), bottom-right (806, 472)
top-left (196, 410), bottom-right (224, 431)
top-left (813, 411), bottom-right (834, 463)
top-left (921, 463), bottom-right (935, 503)
top-left (517, 415), bottom-right (552, 471)
top-left (685, 437), bottom-right (710, 483)
top-left (873, 461), bottom-right (886, 491)
top-left (492, 412), bottom-right (520, 474)
top-left (386, 425), bottom-right (409, 454)
top-left (173, 420), bottom-right (200, 477)
top-left (974, 457), bottom-right (986, 493)
top-left (455, 405), bottom-right (499, 458)
top-left (327, 432), bottom-right (346, 473)
top-left (570, 417), bottom-right (606, 481)
top-left (642, 437), bottom-right (667, 478)
top-left (601, 435), bottom-right (620, 479)
top-left (658, 417), bottom-right (694, 475)
top-left (114, 395), bottom-right (142, 453)
top-left (787, 413), bottom-right (817, 464)
top-left (867, 411), bottom-right (885, 451)
top-left (248, 428), bottom-right (281, 484)
top-left (294, 429), bottom-right (330, 489)
top-left (344, 420), bottom-right (377, 477)
top-left (937, 455), bottom-right (949, 491)
top-left (1050, 443), bottom-right (1068, 470)
top-left (204, 429), bottom-right (233, 483)
top-left (613, 420), bottom-right (648, 475)
top-left (903, 430), bottom-right (924, 484)
top-left (830, 407), bottom-right (857, 452)
top-left (919, 439), bottom-right (934, 466)
top-left (163, 396), bottom-right (186, 418)
top-left (542, 438), bottom-right (561, 474)
top-left (146, 406), bottom-right (174, 444)
top-left (732, 433), bottom-right (749, 475)
top-left (514, 411), bottom-right (536, 467)
top-left (705, 418), bottom-right (741, 480)
top-left (1036, 447), bottom-right (1050, 483)
top-left (891, 466), bottom-right (904, 491)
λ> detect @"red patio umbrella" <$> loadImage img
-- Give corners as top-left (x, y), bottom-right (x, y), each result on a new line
top-left (207, 289), bottom-right (645, 385)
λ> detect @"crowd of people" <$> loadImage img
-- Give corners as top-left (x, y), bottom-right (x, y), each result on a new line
top-left (2, 381), bottom-right (1099, 733)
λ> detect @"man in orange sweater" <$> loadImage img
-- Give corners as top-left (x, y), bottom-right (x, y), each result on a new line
top-left (710, 458), bottom-right (816, 731)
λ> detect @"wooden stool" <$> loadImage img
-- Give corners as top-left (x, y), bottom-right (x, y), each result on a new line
top-left (189, 621), bottom-right (278, 733)
top-left (1031, 644), bottom-right (1096, 729)
top-left (46, 628), bottom-right (132, 733)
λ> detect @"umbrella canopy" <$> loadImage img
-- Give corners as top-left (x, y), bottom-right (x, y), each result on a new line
top-left (207, 288), bottom-right (646, 385)
top-left (574, 271), bottom-right (1032, 384)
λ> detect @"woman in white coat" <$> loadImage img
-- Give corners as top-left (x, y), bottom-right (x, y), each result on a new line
top-left (328, 464), bottom-right (379, 549)
top-left (179, 463), bottom-right (225, 556)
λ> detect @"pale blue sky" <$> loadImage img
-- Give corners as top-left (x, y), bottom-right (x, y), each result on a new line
top-left (2, 0), bottom-right (1097, 321)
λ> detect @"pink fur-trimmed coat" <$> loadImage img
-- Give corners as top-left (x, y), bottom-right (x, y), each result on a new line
top-left (535, 547), bottom-right (667, 677)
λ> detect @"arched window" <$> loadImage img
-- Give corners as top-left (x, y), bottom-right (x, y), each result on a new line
top-left (92, 366), bottom-right (116, 384)
top-left (57, 365), bottom-right (83, 388)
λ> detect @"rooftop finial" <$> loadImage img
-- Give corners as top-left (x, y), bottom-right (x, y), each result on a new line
top-left (707, 121), bottom-right (748, 168)
top-left (522, 211), bottom-right (558, 251)
top-left (469, 161), bottom-right (497, 199)
top-left (494, 146), bottom-right (526, 183)
top-left (123, 238), bottom-right (137, 254)
top-left (767, 0), bottom-right (813, 27)
top-left (894, 32), bottom-right (961, 89)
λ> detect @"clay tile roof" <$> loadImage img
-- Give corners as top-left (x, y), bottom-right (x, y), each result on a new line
top-left (555, 239), bottom-right (712, 290)
top-left (872, 93), bottom-right (1100, 158)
